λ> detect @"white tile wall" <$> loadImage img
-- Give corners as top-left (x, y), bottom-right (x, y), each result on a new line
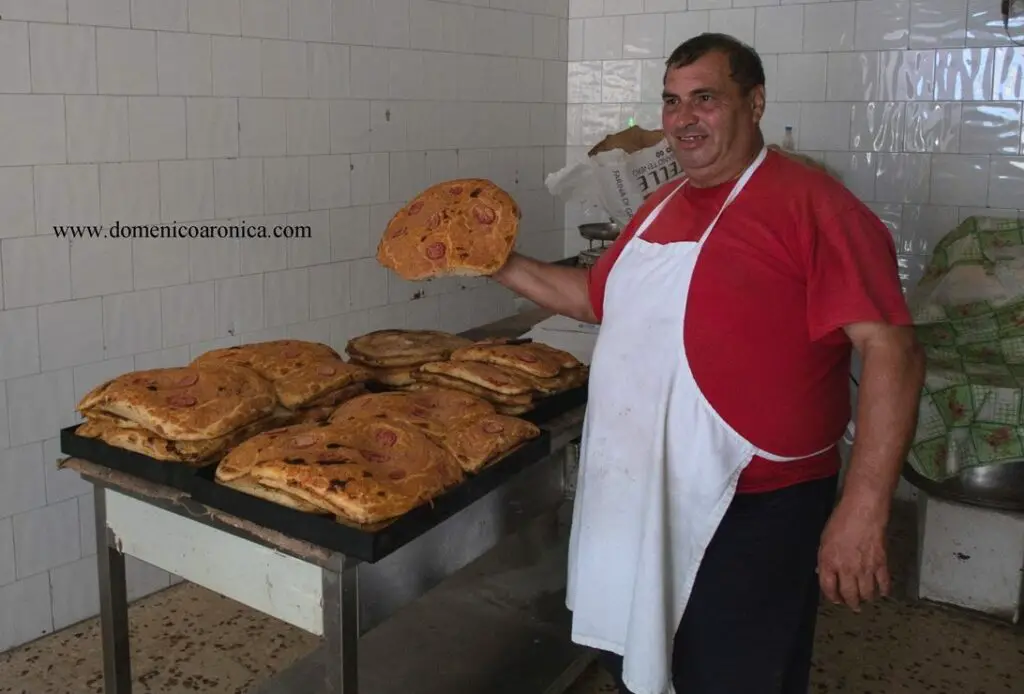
top-left (564, 0), bottom-right (1024, 277)
top-left (0, 0), bottom-right (570, 654)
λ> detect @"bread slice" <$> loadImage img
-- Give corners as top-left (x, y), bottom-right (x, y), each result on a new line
top-left (76, 364), bottom-right (279, 441)
top-left (346, 329), bottom-right (472, 366)
top-left (418, 360), bottom-right (535, 396)
top-left (448, 341), bottom-right (571, 378)
top-left (376, 179), bottom-right (521, 281)
top-left (192, 340), bottom-right (373, 410)
top-left (225, 420), bottom-right (465, 525)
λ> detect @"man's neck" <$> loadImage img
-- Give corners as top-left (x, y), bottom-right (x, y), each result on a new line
top-left (687, 136), bottom-right (765, 189)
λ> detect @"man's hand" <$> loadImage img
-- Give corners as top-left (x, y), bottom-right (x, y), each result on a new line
top-left (819, 320), bottom-right (924, 611)
top-left (817, 500), bottom-right (891, 611)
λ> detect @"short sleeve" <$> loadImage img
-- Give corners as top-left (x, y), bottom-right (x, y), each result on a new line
top-left (804, 201), bottom-right (914, 342)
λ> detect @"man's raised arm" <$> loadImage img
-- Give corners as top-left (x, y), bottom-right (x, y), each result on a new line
top-left (491, 253), bottom-right (598, 324)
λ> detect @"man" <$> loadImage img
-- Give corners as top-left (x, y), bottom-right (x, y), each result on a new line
top-left (491, 33), bottom-right (924, 694)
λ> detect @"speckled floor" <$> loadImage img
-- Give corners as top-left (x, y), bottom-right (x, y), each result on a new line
top-left (1, 504), bottom-right (1021, 693)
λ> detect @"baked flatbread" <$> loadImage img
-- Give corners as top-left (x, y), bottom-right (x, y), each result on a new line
top-left (329, 388), bottom-right (495, 440)
top-left (442, 414), bottom-right (541, 473)
top-left (449, 340), bottom-right (575, 378)
top-left (192, 340), bottom-right (372, 409)
top-left (376, 178), bottom-right (521, 281)
top-left (418, 361), bottom-right (534, 396)
top-left (493, 364), bottom-right (589, 396)
top-left (368, 366), bottom-right (416, 387)
top-left (221, 420), bottom-right (465, 525)
top-left (346, 329), bottom-right (472, 368)
top-left (76, 364), bottom-right (278, 441)
top-left (410, 371), bottom-right (533, 406)
top-left (75, 408), bottom-right (294, 464)
top-left (219, 475), bottom-right (328, 514)
top-left (494, 403), bottom-right (535, 416)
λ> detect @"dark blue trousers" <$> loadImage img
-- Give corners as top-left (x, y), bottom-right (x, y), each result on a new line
top-left (597, 474), bottom-right (839, 694)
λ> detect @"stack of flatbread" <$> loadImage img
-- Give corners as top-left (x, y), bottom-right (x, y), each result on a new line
top-left (214, 418), bottom-right (467, 525)
top-left (376, 178), bottom-right (521, 281)
top-left (328, 386), bottom-right (541, 473)
top-left (409, 338), bottom-right (588, 414)
top-left (74, 364), bottom-right (284, 466)
top-left (192, 340), bottom-right (372, 424)
top-left (344, 329), bottom-right (473, 390)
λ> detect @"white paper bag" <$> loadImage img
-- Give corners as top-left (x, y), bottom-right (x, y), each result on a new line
top-left (547, 128), bottom-right (683, 226)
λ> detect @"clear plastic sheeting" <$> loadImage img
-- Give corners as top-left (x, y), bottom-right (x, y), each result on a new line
top-left (906, 215), bottom-right (1024, 482)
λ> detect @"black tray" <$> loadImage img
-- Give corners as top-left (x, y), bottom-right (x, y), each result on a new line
top-left (520, 384), bottom-right (588, 426)
top-left (60, 424), bottom-right (201, 491)
top-left (187, 428), bottom-right (553, 563)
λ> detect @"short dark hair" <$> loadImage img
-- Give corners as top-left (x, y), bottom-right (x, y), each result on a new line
top-left (664, 33), bottom-right (765, 95)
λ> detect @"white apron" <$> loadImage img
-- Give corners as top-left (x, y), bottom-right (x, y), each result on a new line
top-left (565, 146), bottom-right (836, 694)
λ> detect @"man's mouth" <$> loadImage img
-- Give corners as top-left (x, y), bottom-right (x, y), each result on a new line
top-left (675, 134), bottom-right (707, 147)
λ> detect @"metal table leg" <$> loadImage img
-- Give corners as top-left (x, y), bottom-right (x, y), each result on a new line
top-left (94, 486), bottom-right (132, 693)
top-left (323, 563), bottom-right (361, 693)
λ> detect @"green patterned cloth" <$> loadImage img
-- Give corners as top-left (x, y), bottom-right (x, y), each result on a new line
top-left (906, 216), bottom-right (1024, 482)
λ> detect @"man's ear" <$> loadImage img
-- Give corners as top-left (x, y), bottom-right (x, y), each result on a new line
top-left (749, 85), bottom-right (766, 121)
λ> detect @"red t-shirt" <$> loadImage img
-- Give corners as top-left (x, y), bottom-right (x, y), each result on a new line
top-left (587, 149), bottom-right (912, 494)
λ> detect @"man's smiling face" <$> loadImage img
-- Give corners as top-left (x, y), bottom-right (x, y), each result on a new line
top-left (661, 50), bottom-right (765, 187)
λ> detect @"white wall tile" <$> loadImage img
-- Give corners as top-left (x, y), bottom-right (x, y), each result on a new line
top-left (132, 0), bottom-right (187, 31)
top-left (187, 98), bottom-right (239, 159)
top-left (875, 153), bottom-right (932, 204)
top-left (854, 0), bottom-right (910, 51)
top-left (0, 167), bottom-right (34, 239)
top-left (128, 97), bottom-right (187, 161)
top-left (0, 0), bottom-right (67, 22)
top-left (12, 498), bottom-right (82, 579)
top-left (264, 268), bottom-right (310, 327)
top-left (70, 237), bottom-right (134, 300)
top-left (71, 0), bottom-right (131, 27)
top-left (0, 573), bottom-right (53, 653)
top-left (66, 96), bottom-right (130, 164)
top-left (309, 262), bottom-right (352, 319)
top-left (0, 518), bottom-right (14, 586)
top-left (188, 0), bottom-right (241, 35)
top-left (0, 21), bottom-right (31, 93)
top-left (6, 369), bottom-right (76, 447)
top-left (100, 162), bottom-right (161, 227)
top-left (264, 156), bottom-right (310, 214)
top-left (262, 39), bottom-right (309, 97)
top-left (160, 160), bottom-right (215, 222)
top-left (930, 153), bottom-right (990, 206)
top-left (0, 96), bottom-right (67, 167)
top-left (242, 0), bottom-right (289, 38)
top-left (775, 54), bottom-right (827, 102)
top-left (0, 307), bottom-right (39, 384)
top-left (904, 102), bottom-right (961, 153)
top-left (73, 357), bottom-right (135, 406)
top-left (33, 165), bottom-right (101, 236)
top-left (38, 299), bottom-right (104, 371)
top-left (158, 32), bottom-right (213, 96)
top-left (30, 24), bottom-right (97, 95)
top-left (239, 98), bottom-right (287, 156)
top-left (934, 48), bottom-right (995, 101)
top-left (239, 216), bottom-right (289, 274)
top-left (188, 237), bottom-right (240, 282)
top-left (215, 274), bottom-right (265, 337)
top-left (910, 0), bottom-right (968, 50)
top-left (161, 282), bottom-right (216, 347)
top-left (0, 444), bottom-right (45, 519)
top-left (993, 47), bottom-right (1024, 102)
top-left (49, 555), bottom-right (100, 631)
top-left (214, 158), bottom-right (265, 219)
top-left (286, 101), bottom-right (331, 156)
top-left (960, 103), bottom-right (1023, 154)
top-left (803, 3), bottom-right (855, 53)
top-left (97, 28), bottom-right (157, 95)
top-left (290, 0), bottom-right (333, 42)
top-left (710, 9), bottom-right (756, 47)
top-left (102, 290), bottom-right (163, 358)
top-left (988, 157), bottom-right (1024, 209)
top-left (132, 236), bottom-right (189, 290)
top-left (310, 44), bottom-right (351, 99)
top-left (212, 37), bottom-right (263, 97)
top-left (2, 237), bottom-right (72, 309)
top-left (373, 0), bottom-right (411, 48)
top-left (754, 5), bottom-right (804, 55)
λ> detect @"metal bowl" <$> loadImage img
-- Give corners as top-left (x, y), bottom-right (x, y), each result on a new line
top-left (578, 222), bottom-right (622, 242)
top-left (902, 460), bottom-right (1024, 512)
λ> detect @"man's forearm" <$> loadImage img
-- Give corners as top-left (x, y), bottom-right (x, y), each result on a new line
top-left (491, 252), bottom-right (597, 323)
top-left (842, 334), bottom-right (925, 521)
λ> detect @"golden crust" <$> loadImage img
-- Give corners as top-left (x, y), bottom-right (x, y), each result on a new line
top-left (75, 408), bottom-right (294, 464)
top-left (346, 330), bottom-right (472, 364)
top-left (368, 366), bottom-right (417, 387)
top-left (328, 387), bottom-right (495, 441)
top-left (219, 475), bottom-right (328, 514)
top-left (418, 360), bottom-right (535, 395)
top-left (442, 414), bottom-right (540, 473)
top-left (220, 420), bottom-right (465, 525)
top-left (75, 364), bottom-right (279, 441)
top-left (410, 371), bottom-right (534, 406)
top-left (375, 179), bottom-right (521, 281)
top-left (448, 341), bottom-right (571, 378)
top-left (192, 340), bottom-right (372, 409)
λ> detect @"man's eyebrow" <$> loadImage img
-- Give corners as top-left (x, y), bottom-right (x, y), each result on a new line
top-left (662, 87), bottom-right (716, 100)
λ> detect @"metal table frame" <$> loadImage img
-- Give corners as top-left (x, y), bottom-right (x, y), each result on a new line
top-left (70, 406), bottom-right (590, 694)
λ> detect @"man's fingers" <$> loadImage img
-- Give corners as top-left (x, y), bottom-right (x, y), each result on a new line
top-left (818, 566), bottom-right (841, 604)
top-left (875, 566), bottom-right (892, 598)
top-left (856, 572), bottom-right (876, 604)
top-left (838, 572), bottom-right (861, 612)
